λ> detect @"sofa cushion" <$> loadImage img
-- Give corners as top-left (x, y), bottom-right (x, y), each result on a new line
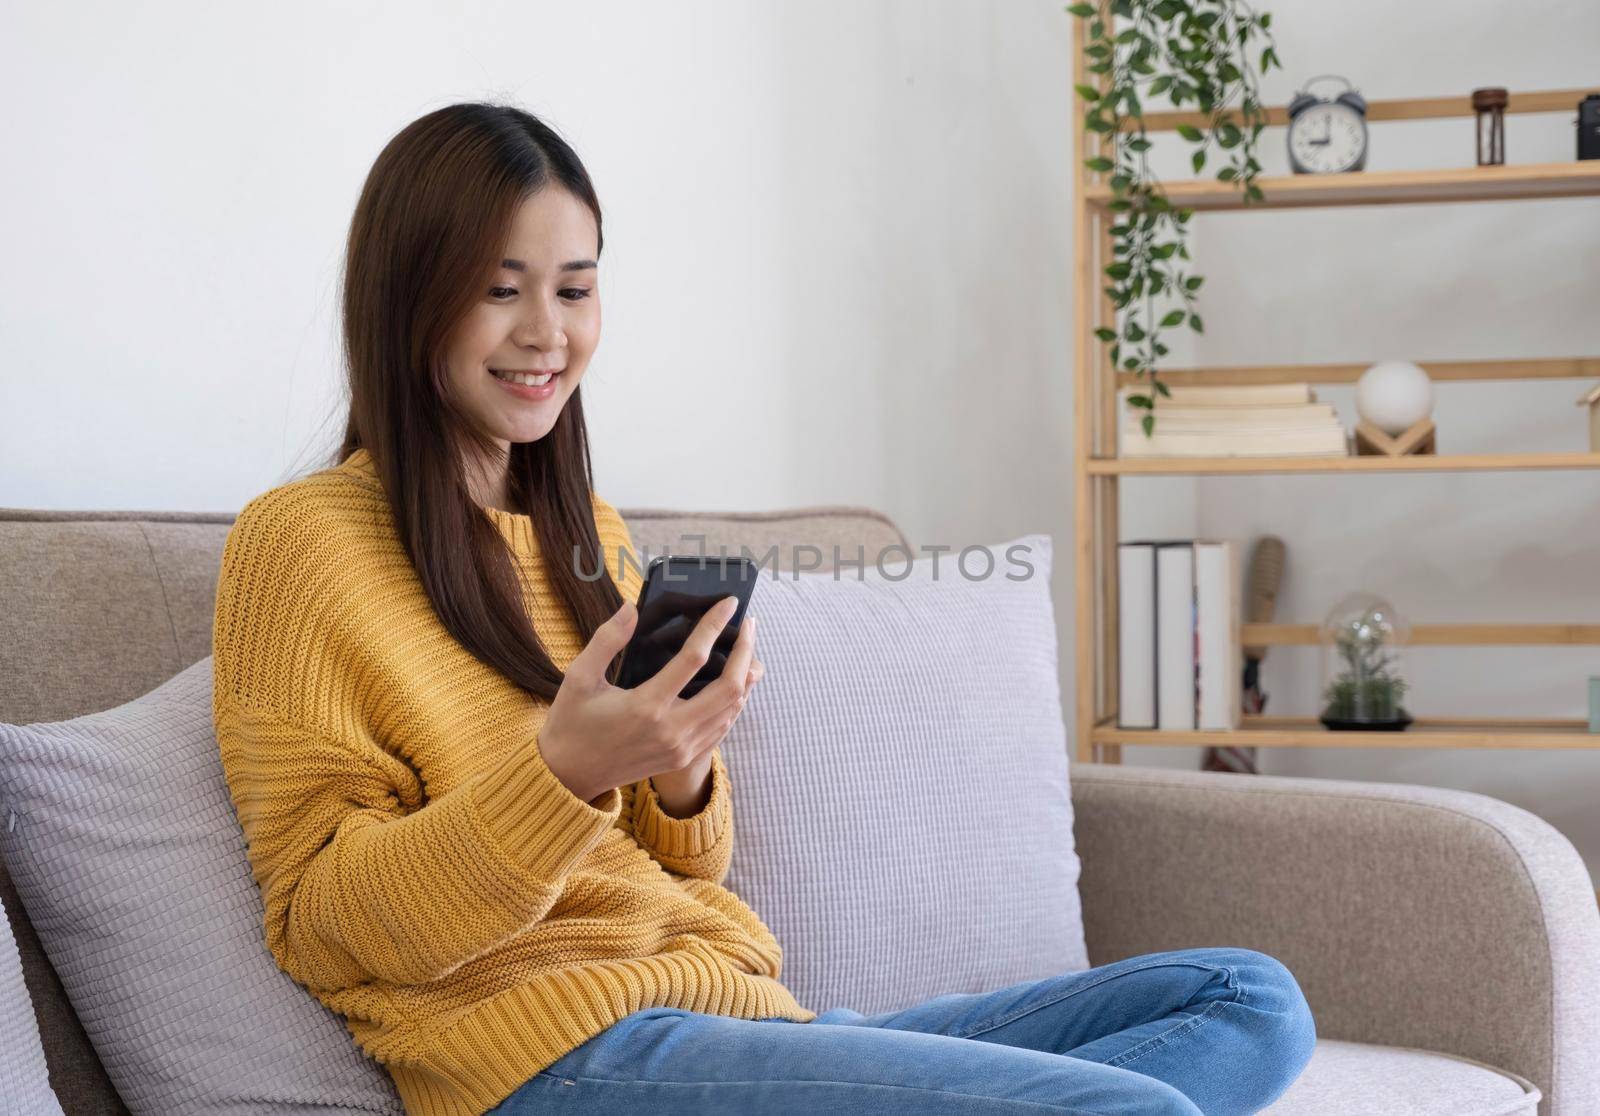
top-left (0, 890), bottom-right (64, 1114)
top-left (0, 659), bottom-right (404, 1115)
top-left (1265, 1038), bottom-right (1540, 1115)
top-left (721, 532), bottom-right (1088, 1014)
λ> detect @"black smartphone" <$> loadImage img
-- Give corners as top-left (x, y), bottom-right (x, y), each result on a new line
top-left (614, 555), bottom-right (759, 699)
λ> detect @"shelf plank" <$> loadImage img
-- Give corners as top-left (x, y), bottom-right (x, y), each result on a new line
top-left (1114, 356), bottom-right (1600, 390)
top-left (1119, 88), bottom-right (1597, 133)
top-left (1083, 162), bottom-right (1600, 211)
top-left (1241, 623), bottom-right (1600, 646)
top-left (1089, 452), bottom-right (1600, 475)
top-left (1091, 716), bottom-right (1600, 749)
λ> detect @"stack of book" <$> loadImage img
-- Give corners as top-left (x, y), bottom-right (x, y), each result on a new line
top-left (1119, 383), bottom-right (1349, 458)
top-left (1117, 538), bottom-right (1241, 731)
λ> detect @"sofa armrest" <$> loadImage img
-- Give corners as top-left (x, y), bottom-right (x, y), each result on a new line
top-left (1069, 762), bottom-right (1600, 1115)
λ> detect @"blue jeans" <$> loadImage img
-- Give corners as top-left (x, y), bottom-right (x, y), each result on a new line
top-left (486, 947), bottom-right (1316, 1114)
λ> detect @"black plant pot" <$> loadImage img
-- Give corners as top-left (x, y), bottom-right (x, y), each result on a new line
top-left (1320, 709), bottom-right (1413, 731)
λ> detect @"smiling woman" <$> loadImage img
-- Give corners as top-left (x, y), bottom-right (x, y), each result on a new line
top-left (443, 187), bottom-right (602, 513)
top-left (334, 103), bottom-right (621, 703)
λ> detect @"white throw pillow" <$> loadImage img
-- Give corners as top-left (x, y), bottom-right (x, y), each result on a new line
top-left (0, 890), bottom-right (64, 1115)
top-left (0, 661), bottom-right (404, 1115)
top-left (721, 532), bottom-right (1087, 1015)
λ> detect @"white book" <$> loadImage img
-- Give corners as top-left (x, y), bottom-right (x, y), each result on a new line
top-left (1117, 542), bottom-right (1156, 728)
top-left (1155, 542), bottom-right (1197, 730)
top-left (1194, 540), bottom-right (1241, 731)
top-left (1125, 383), bottom-right (1316, 406)
top-left (1122, 427), bottom-right (1350, 457)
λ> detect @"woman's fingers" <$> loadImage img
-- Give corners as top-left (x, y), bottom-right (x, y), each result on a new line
top-left (675, 613), bottom-right (755, 725)
top-left (640, 596), bottom-right (738, 706)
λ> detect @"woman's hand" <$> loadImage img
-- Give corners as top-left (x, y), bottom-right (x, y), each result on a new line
top-left (649, 616), bottom-right (764, 816)
top-left (537, 595), bottom-right (760, 805)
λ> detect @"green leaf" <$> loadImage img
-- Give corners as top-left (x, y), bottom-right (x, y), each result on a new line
top-left (1216, 166), bottom-right (1237, 181)
top-left (1260, 12), bottom-right (1272, 28)
top-left (1160, 309), bottom-right (1186, 327)
top-left (1074, 83), bottom-right (1102, 102)
top-left (1184, 275), bottom-right (1204, 291)
top-left (1142, 413), bottom-right (1155, 436)
top-left (1084, 155), bottom-right (1114, 171)
top-left (1191, 149), bottom-right (1206, 173)
top-left (1155, 380), bottom-right (1172, 398)
top-left (1094, 327), bottom-right (1118, 342)
top-left (1065, 2), bottom-right (1096, 15)
top-left (1106, 261), bottom-right (1132, 280)
top-left (1175, 123), bottom-right (1204, 142)
top-left (1114, 27), bottom-right (1139, 44)
top-left (1128, 394), bottom-right (1153, 409)
top-left (1189, 313), bottom-right (1204, 333)
top-left (1217, 123), bottom-right (1242, 148)
top-left (1126, 136), bottom-right (1153, 152)
top-left (1151, 242), bottom-right (1177, 259)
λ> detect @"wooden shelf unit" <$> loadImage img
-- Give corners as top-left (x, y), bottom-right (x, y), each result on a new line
top-left (1068, 21), bottom-right (1600, 764)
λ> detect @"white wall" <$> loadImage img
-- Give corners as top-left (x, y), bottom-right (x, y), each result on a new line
top-left (4, 1), bottom-right (1598, 878)
top-left (0, 0), bottom-right (1083, 747)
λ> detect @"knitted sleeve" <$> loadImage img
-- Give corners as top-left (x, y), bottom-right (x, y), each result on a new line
top-left (591, 495), bottom-right (735, 887)
top-left (213, 492), bottom-right (622, 994)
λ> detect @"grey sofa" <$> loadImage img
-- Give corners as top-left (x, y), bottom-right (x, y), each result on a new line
top-left (3, 502), bottom-right (1597, 1115)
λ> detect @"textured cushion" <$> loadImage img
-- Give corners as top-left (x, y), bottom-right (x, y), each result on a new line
top-left (721, 532), bottom-right (1088, 1014)
top-left (0, 890), bottom-right (64, 1115)
top-left (0, 660), bottom-right (404, 1115)
top-left (1265, 1039), bottom-right (1540, 1115)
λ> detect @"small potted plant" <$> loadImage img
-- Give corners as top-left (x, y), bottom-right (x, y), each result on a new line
top-left (1319, 592), bottom-right (1413, 730)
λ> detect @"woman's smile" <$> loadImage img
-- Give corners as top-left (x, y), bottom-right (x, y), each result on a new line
top-left (489, 365), bottom-right (562, 400)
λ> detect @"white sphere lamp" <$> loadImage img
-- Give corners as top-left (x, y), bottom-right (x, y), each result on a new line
top-left (1356, 361), bottom-right (1433, 436)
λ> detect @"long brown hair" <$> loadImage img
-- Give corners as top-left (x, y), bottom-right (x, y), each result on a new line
top-left (332, 102), bottom-right (622, 702)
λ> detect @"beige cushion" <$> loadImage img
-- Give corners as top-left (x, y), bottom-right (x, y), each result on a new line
top-left (1266, 1039), bottom-right (1540, 1115)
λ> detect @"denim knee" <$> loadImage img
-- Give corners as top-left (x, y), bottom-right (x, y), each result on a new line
top-left (1134, 1079), bottom-right (1205, 1116)
top-left (1223, 948), bottom-right (1318, 1095)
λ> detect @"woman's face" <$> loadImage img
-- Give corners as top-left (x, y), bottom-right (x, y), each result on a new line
top-left (444, 186), bottom-right (601, 456)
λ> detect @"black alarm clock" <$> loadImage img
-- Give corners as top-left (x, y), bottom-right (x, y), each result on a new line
top-left (1287, 75), bottom-right (1369, 174)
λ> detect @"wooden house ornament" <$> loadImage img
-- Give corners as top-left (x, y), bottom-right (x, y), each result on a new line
top-left (1580, 383), bottom-right (1600, 453)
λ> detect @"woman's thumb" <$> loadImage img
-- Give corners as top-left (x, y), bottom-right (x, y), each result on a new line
top-left (572, 599), bottom-right (637, 679)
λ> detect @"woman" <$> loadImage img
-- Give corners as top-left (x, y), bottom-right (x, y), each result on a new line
top-left (212, 102), bottom-right (1315, 1116)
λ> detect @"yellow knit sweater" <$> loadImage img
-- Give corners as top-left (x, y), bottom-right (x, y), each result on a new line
top-left (211, 446), bottom-right (815, 1116)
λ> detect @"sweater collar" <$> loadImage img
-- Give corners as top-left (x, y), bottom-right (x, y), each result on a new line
top-left (339, 447), bottom-right (542, 560)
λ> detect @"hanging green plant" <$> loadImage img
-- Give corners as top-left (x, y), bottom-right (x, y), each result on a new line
top-left (1066, 0), bottom-right (1281, 436)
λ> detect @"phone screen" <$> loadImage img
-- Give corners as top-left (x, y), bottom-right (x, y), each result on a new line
top-left (615, 556), bottom-right (758, 698)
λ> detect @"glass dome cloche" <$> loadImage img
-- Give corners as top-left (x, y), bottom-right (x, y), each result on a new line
top-left (1319, 592), bottom-right (1413, 731)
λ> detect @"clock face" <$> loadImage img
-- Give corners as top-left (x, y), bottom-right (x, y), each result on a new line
top-left (1288, 102), bottom-right (1366, 173)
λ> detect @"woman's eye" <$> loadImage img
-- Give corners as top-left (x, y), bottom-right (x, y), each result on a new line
top-left (488, 287), bottom-right (591, 300)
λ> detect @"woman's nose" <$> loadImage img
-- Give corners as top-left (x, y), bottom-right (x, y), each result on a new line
top-left (517, 307), bottom-right (566, 350)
